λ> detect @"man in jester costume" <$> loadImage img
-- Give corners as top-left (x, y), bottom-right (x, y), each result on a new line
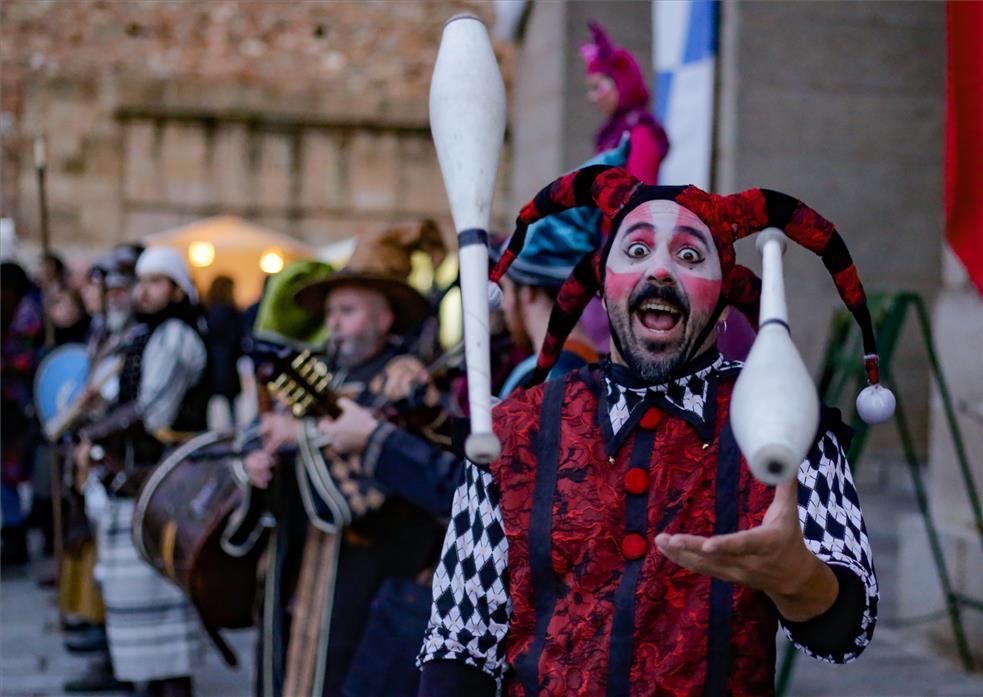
top-left (418, 166), bottom-right (893, 696)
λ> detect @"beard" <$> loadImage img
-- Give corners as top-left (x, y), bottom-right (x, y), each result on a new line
top-left (328, 327), bottom-right (385, 370)
top-left (607, 283), bottom-right (711, 383)
top-left (105, 306), bottom-right (131, 333)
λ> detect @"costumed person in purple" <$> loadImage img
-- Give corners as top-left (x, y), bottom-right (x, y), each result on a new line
top-left (418, 166), bottom-right (890, 696)
top-left (578, 21), bottom-right (671, 355)
top-left (582, 21), bottom-right (669, 186)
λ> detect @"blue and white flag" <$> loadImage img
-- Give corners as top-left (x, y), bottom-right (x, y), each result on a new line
top-left (653, 0), bottom-right (718, 189)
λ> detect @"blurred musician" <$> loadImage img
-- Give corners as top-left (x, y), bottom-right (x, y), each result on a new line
top-left (59, 254), bottom-right (137, 694)
top-left (237, 222), bottom-right (460, 697)
top-left (76, 247), bottom-right (208, 697)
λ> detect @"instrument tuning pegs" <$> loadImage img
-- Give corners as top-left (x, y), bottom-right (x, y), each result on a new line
top-left (292, 350), bottom-right (311, 370)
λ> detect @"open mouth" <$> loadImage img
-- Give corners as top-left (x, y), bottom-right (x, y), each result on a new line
top-left (636, 300), bottom-right (684, 334)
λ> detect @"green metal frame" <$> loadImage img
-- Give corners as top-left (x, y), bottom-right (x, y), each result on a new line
top-left (775, 292), bottom-right (983, 695)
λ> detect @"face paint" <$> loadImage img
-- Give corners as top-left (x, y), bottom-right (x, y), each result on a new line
top-left (585, 72), bottom-right (618, 116)
top-left (603, 200), bottom-right (722, 381)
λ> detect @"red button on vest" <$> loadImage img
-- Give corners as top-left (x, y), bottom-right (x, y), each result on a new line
top-left (624, 468), bottom-right (649, 495)
top-left (622, 532), bottom-right (647, 560)
top-left (640, 407), bottom-right (663, 429)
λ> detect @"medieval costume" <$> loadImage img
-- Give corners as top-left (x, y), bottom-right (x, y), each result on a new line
top-left (230, 223), bottom-right (462, 697)
top-left (80, 247), bottom-right (208, 691)
top-left (419, 167), bottom-right (887, 696)
top-left (59, 257), bottom-right (139, 693)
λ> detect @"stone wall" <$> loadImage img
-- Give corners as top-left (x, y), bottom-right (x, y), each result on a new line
top-left (719, 0), bottom-right (945, 456)
top-left (1, 0), bottom-right (511, 256)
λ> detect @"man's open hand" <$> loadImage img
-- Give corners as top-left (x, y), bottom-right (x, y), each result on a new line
top-left (654, 478), bottom-right (838, 621)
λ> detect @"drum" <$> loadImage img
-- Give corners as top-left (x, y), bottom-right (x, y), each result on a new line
top-left (133, 431), bottom-right (266, 630)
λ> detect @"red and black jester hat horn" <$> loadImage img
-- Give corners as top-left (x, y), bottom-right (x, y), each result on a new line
top-left (489, 165), bottom-right (895, 424)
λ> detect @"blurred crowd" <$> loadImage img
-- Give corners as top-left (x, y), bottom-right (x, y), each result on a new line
top-left (1, 246), bottom-right (252, 568)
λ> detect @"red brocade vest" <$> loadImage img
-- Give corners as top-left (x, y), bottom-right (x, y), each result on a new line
top-left (487, 366), bottom-right (779, 697)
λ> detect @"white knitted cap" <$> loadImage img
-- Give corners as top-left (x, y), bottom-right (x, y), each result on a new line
top-left (135, 246), bottom-right (198, 302)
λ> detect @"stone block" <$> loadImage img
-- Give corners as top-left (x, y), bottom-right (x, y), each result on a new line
top-left (212, 123), bottom-right (252, 209)
top-left (299, 130), bottom-right (346, 210)
top-left (79, 136), bottom-right (122, 242)
top-left (897, 512), bottom-right (949, 627)
top-left (253, 130), bottom-right (294, 211)
top-left (349, 131), bottom-right (399, 212)
top-left (160, 121), bottom-right (210, 207)
top-left (928, 288), bottom-right (983, 526)
top-left (737, 89), bottom-right (942, 165)
top-left (397, 136), bottom-right (446, 216)
top-left (123, 119), bottom-right (159, 203)
top-left (738, 2), bottom-right (944, 96)
top-left (898, 512), bottom-right (983, 664)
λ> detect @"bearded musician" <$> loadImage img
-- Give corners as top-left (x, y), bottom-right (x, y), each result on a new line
top-left (58, 252), bottom-right (139, 694)
top-left (231, 221), bottom-right (463, 697)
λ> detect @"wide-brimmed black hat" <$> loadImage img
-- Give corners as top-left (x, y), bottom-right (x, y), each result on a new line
top-left (294, 219), bottom-right (446, 335)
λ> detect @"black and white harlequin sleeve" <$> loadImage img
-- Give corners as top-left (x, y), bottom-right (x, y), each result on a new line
top-left (418, 461), bottom-right (511, 690)
top-left (782, 428), bottom-right (878, 663)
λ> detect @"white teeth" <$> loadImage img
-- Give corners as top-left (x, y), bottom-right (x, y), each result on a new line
top-left (639, 301), bottom-right (680, 314)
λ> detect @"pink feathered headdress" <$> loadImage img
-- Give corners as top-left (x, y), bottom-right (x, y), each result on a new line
top-left (579, 21), bottom-right (649, 112)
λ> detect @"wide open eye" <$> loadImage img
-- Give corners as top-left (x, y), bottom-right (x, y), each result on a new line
top-left (626, 242), bottom-right (650, 259)
top-left (678, 247), bottom-right (704, 264)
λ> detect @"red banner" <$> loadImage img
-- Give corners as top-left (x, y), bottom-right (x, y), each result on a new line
top-left (945, 1), bottom-right (983, 295)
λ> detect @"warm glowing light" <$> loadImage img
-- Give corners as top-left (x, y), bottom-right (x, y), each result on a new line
top-left (259, 248), bottom-right (285, 274)
top-left (188, 241), bottom-right (215, 268)
top-left (439, 286), bottom-right (463, 348)
top-left (408, 250), bottom-right (434, 291)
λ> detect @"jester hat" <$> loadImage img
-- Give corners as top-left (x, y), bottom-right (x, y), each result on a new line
top-left (489, 165), bottom-right (895, 423)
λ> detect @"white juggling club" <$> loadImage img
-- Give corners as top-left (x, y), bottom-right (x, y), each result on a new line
top-left (730, 228), bottom-right (820, 485)
top-left (429, 15), bottom-right (506, 463)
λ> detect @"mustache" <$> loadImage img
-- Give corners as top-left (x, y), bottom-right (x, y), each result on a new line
top-left (628, 283), bottom-right (690, 318)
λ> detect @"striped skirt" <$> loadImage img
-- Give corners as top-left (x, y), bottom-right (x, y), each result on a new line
top-left (95, 497), bottom-right (204, 681)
